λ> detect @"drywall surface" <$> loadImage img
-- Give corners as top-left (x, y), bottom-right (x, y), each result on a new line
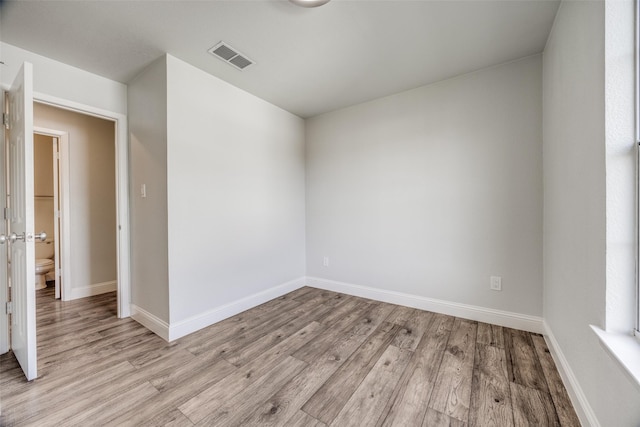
top-left (34, 103), bottom-right (117, 293)
top-left (128, 56), bottom-right (170, 323)
top-left (543, 1), bottom-right (640, 425)
top-left (166, 55), bottom-right (306, 323)
top-left (33, 134), bottom-right (54, 197)
top-left (0, 43), bottom-right (127, 114)
top-left (306, 55), bottom-right (543, 316)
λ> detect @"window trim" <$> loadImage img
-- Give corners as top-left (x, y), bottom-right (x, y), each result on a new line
top-left (636, 0), bottom-right (640, 337)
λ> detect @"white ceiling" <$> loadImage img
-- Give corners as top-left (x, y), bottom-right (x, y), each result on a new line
top-left (0, 0), bottom-right (559, 118)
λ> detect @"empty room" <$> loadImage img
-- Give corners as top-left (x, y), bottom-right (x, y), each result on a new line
top-left (0, 0), bottom-right (638, 426)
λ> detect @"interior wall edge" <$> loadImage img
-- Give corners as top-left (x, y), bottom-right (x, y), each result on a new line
top-left (305, 276), bottom-right (544, 334)
top-left (543, 320), bottom-right (601, 427)
top-left (131, 303), bottom-right (170, 342)
top-left (65, 281), bottom-right (117, 301)
top-left (167, 276), bottom-right (306, 342)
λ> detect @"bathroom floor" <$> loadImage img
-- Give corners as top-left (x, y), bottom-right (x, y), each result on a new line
top-left (0, 286), bottom-right (580, 426)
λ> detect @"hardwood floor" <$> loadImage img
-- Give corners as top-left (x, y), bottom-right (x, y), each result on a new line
top-left (0, 286), bottom-right (580, 426)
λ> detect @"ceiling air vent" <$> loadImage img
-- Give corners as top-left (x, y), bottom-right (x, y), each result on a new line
top-left (208, 41), bottom-right (254, 71)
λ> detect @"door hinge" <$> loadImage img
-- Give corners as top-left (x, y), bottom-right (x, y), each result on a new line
top-left (3, 207), bottom-right (8, 220)
top-left (2, 113), bottom-right (8, 129)
top-left (6, 301), bottom-right (12, 315)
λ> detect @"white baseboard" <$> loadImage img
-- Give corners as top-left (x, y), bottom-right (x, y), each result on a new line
top-left (167, 276), bottom-right (306, 342)
top-left (131, 304), bottom-right (170, 341)
top-left (305, 276), bottom-right (544, 333)
top-left (66, 280), bottom-right (117, 300)
top-left (543, 321), bottom-right (600, 427)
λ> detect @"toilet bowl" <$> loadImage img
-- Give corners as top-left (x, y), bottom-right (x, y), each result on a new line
top-left (35, 240), bottom-right (55, 290)
top-left (35, 258), bottom-right (55, 290)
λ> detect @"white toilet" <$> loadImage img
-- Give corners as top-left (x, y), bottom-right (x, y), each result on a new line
top-left (35, 240), bottom-right (55, 290)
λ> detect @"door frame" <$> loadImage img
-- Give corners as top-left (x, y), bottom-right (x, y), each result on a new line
top-left (33, 128), bottom-right (69, 301)
top-left (0, 90), bottom-right (8, 355)
top-left (33, 92), bottom-right (130, 318)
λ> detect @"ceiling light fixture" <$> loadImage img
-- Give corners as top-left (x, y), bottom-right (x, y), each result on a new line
top-left (289, 0), bottom-right (331, 7)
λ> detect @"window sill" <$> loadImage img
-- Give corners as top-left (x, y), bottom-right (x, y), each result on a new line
top-left (590, 325), bottom-right (640, 391)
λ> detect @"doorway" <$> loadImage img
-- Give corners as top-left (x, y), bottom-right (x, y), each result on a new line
top-left (33, 103), bottom-right (118, 304)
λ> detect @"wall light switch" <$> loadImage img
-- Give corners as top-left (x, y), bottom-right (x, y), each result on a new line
top-left (141, 184), bottom-right (147, 198)
top-left (323, 257), bottom-right (329, 267)
top-left (490, 276), bottom-right (502, 291)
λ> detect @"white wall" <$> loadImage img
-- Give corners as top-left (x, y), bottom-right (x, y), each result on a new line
top-left (306, 55), bottom-right (543, 317)
top-left (34, 103), bottom-right (118, 295)
top-left (128, 56), bottom-right (170, 323)
top-left (0, 43), bottom-right (127, 115)
top-left (166, 55), bottom-right (306, 324)
top-left (543, 1), bottom-right (640, 426)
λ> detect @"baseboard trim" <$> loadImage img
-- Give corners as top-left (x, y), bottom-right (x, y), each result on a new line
top-left (542, 321), bottom-right (600, 427)
top-left (305, 276), bottom-right (544, 333)
top-left (167, 276), bottom-right (306, 341)
top-left (66, 280), bottom-right (117, 300)
top-left (131, 304), bottom-right (170, 341)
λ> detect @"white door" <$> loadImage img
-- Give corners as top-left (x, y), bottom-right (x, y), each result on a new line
top-left (7, 62), bottom-right (37, 380)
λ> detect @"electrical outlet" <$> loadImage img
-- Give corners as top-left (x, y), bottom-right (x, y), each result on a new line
top-left (323, 257), bottom-right (329, 267)
top-left (490, 276), bottom-right (502, 291)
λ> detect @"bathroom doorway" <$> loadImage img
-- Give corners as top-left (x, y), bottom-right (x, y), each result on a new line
top-left (33, 132), bottom-right (63, 299)
top-left (33, 103), bottom-right (119, 306)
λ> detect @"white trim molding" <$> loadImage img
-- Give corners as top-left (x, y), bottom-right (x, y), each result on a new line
top-left (305, 277), bottom-right (544, 333)
top-left (166, 276), bottom-right (306, 342)
top-left (66, 280), bottom-right (117, 300)
top-left (131, 304), bottom-right (170, 342)
top-left (590, 325), bottom-right (640, 391)
top-left (131, 277), bottom-right (307, 342)
top-left (543, 321), bottom-right (601, 427)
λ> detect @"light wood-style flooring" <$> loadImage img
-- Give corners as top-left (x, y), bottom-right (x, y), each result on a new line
top-left (0, 285), bottom-right (580, 426)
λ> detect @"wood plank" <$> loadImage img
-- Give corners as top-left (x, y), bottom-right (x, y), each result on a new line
top-left (428, 318), bottom-right (478, 423)
top-left (531, 335), bottom-right (581, 427)
top-left (504, 328), bottom-right (549, 392)
top-left (385, 305), bottom-right (415, 326)
top-left (286, 286), bottom-right (319, 301)
top-left (138, 408), bottom-right (195, 427)
top-left (110, 357), bottom-right (237, 426)
top-left (192, 356), bottom-right (308, 426)
top-left (178, 321), bottom-right (322, 424)
top-left (2, 360), bottom-right (138, 424)
top-left (223, 301), bottom-right (337, 367)
top-left (476, 322), bottom-right (505, 348)
top-left (422, 408), bottom-right (467, 427)
top-left (292, 300), bottom-right (374, 363)
top-left (21, 346), bottom-right (196, 425)
top-left (285, 411), bottom-right (327, 427)
top-left (302, 320), bottom-right (402, 424)
top-left (510, 382), bottom-right (560, 426)
top-left (379, 313), bottom-right (454, 427)
top-left (390, 308), bottom-right (433, 351)
top-left (319, 298), bottom-right (368, 326)
top-left (53, 381), bottom-right (160, 426)
top-left (185, 297), bottom-right (313, 356)
top-left (329, 345), bottom-right (413, 426)
top-left (469, 343), bottom-right (514, 427)
top-left (240, 322), bottom-right (401, 427)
